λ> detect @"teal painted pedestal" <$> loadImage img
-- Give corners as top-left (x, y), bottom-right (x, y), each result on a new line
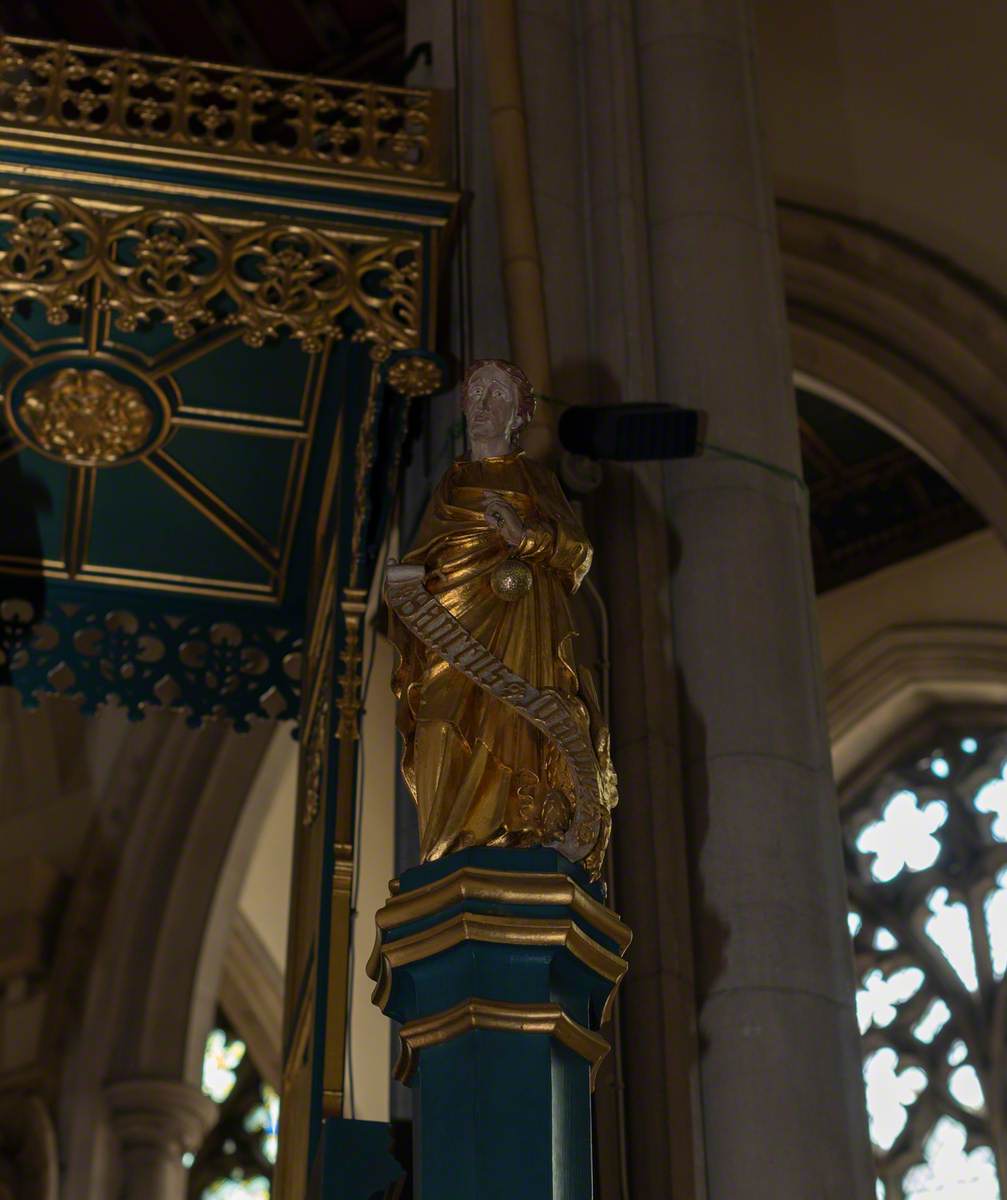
top-left (367, 848), bottom-right (631, 1199)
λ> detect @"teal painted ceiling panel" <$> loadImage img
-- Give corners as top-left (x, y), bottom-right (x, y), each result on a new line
top-left (7, 302), bottom-right (87, 351)
top-left (169, 336), bottom-right (312, 421)
top-left (0, 449), bottom-right (68, 565)
top-left (103, 311), bottom-right (181, 358)
top-left (162, 425), bottom-right (295, 547)
top-left (87, 462), bottom-right (272, 589)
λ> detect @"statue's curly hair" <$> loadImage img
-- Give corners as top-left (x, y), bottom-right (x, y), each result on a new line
top-left (462, 359), bottom-right (536, 443)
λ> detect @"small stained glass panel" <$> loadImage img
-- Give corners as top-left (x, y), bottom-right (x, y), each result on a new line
top-left (202, 1176), bottom-right (271, 1200)
top-left (856, 790), bottom-right (947, 882)
top-left (974, 777), bottom-right (1007, 842)
top-left (873, 927), bottom-right (898, 951)
top-left (931, 756), bottom-right (951, 779)
top-left (844, 726), bottom-right (1007, 1196)
top-left (202, 1029), bottom-right (247, 1104)
top-left (948, 1065), bottom-right (985, 1114)
top-left (863, 1047), bottom-right (927, 1152)
top-left (902, 1118), bottom-right (1000, 1199)
top-left (912, 999), bottom-right (951, 1044)
top-left (948, 1040), bottom-right (968, 1067)
top-left (243, 1085), bottom-right (280, 1166)
top-left (985, 867), bottom-right (1007, 978)
top-left (857, 967), bottom-right (925, 1035)
top-left (925, 889), bottom-right (978, 991)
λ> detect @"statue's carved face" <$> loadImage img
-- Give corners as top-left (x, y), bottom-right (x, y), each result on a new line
top-left (464, 365), bottom-right (519, 444)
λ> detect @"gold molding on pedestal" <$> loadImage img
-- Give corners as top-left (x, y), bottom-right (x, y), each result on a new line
top-left (394, 999), bottom-right (611, 1089)
top-left (0, 36), bottom-right (447, 189)
top-left (366, 909), bottom-right (629, 1019)
top-left (373, 865), bottom-right (632, 954)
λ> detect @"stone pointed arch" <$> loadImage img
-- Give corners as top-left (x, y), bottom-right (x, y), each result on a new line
top-left (825, 622), bottom-right (1007, 795)
top-left (0, 1094), bottom-right (58, 1200)
top-left (779, 202), bottom-right (1007, 541)
top-left (48, 712), bottom-right (289, 1200)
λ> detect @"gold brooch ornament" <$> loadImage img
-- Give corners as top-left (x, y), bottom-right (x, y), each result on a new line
top-left (490, 558), bottom-right (533, 600)
top-left (387, 355), bottom-right (443, 398)
top-left (20, 367), bottom-right (154, 465)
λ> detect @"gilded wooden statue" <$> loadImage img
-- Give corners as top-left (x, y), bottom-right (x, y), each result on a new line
top-left (385, 359), bottom-right (617, 879)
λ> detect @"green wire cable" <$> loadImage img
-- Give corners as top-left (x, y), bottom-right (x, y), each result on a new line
top-left (698, 440), bottom-right (809, 493)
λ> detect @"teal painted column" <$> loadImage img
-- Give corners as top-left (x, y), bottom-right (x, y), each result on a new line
top-left (367, 847), bottom-right (631, 1199)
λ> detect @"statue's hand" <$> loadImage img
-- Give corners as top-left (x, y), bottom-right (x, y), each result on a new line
top-left (483, 496), bottom-right (525, 547)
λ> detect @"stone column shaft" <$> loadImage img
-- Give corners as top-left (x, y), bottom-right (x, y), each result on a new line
top-left (104, 1079), bottom-right (215, 1200)
top-left (630, 1), bottom-right (874, 1195)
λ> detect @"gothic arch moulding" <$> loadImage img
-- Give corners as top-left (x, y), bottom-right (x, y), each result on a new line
top-left (825, 623), bottom-right (1007, 795)
top-left (779, 203), bottom-right (1007, 542)
top-left (49, 713), bottom-right (285, 1200)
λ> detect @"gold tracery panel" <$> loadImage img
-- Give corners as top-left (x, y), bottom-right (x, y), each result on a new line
top-left (0, 191), bottom-right (424, 352)
top-left (0, 188), bottom-right (424, 600)
top-left (0, 36), bottom-right (444, 183)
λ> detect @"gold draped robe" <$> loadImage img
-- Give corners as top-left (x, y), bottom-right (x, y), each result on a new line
top-left (389, 451), bottom-right (612, 866)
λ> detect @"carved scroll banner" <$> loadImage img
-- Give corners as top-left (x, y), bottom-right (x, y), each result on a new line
top-left (384, 563), bottom-right (604, 864)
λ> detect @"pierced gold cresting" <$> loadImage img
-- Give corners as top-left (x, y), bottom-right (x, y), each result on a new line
top-left (0, 36), bottom-right (444, 184)
top-left (393, 999), bottom-right (611, 1089)
top-left (20, 366), bottom-right (153, 464)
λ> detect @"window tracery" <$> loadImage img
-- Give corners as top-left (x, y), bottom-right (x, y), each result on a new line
top-left (189, 1013), bottom-right (278, 1200)
top-left (845, 724), bottom-right (1007, 1198)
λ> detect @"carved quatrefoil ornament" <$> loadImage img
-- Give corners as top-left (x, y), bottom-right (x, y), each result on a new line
top-left (5, 360), bottom-right (171, 467)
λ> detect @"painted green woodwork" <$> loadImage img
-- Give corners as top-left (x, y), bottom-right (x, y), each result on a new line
top-left (374, 848), bottom-right (622, 1200)
top-left (89, 463), bottom-right (273, 585)
top-left (0, 42), bottom-right (456, 1200)
top-left (310, 1119), bottom-right (404, 1200)
top-left (1, 449), bottom-right (67, 560)
top-left (0, 138), bottom-right (451, 725)
top-left (169, 337), bottom-right (312, 422)
top-left (416, 1032), bottom-right (593, 1200)
top-left (165, 427), bottom-right (296, 547)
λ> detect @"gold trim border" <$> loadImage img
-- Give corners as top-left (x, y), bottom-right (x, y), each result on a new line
top-left (394, 998), bottom-right (611, 1089)
top-left (367, 909), bottom-right (629, 1022)
top-left (374, 865), bottom-right (631, 951)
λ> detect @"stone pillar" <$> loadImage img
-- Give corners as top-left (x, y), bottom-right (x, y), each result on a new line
top-left (104, 1080), bottom-right (215, 1200)
top-left (628, 1), bottom-right (874, 1196)
top-left (368, 847), bottom-right (630, 1200)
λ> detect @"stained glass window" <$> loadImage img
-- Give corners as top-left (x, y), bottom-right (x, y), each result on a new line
top-left (202, 1029), bottom-right (248, 1105)
top-left (188, 1012), bottom-right (279, 1200)
top-left (845, 725), bottom-right (1007, 1198)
